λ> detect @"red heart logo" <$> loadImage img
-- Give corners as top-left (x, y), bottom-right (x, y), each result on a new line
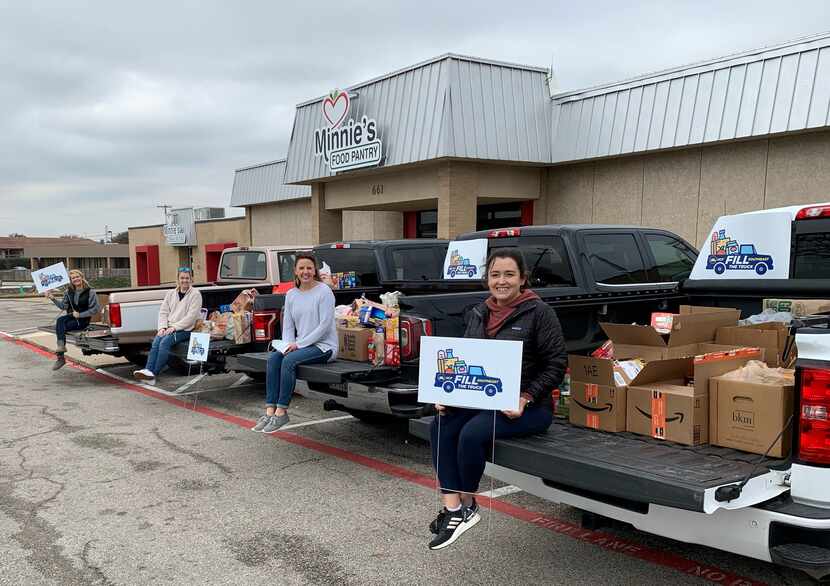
top-left (322, 90), bottom-right (349, 128)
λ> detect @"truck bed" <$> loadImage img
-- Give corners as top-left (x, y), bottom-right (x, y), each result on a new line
top-left (409, 417), bottom-right (787, 513)
top-left (227, 352), bottom-right (398, 385)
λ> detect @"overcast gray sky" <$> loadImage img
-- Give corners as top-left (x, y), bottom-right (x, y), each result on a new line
top-left (3, 1), bottom-right (830, 238)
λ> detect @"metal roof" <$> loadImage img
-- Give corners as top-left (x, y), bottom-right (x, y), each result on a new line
top-left (283, 54), bottom-right (551, 183)
top-left (229, 159), bottom-right (310, 207)
top-left (550, 32), bottom-right (830, 163)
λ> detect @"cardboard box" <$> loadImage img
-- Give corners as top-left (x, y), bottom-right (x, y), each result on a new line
top-left (626, 348), bottom-right (762, 445)
top-left (337, 326), bottom-right (372, 361)
top-left (763, 298), bottom-right (830, 317)
top-left (709, 376), bottom-right (794, 457)
top-left (715, 322), bottom-right (793, 368)
top-left (567, 355), bottom-right (638, 432)
top-left (601, 306), bottom-right (740, 361)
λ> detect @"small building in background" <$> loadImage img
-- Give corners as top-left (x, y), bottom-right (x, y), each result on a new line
top-left (0, 236), bottom-right (129, 275)
top-left (127, 208), bottom-right (249, 287)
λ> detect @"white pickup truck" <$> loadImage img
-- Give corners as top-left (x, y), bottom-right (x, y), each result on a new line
top-left (411, 203), bottom-right (830, 580)
top-left (43, 245), bottom-right (306, 369)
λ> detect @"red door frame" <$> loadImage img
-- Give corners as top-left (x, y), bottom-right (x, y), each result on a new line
top-left (520, 200), bottom-right (534, 226)
top-left (403, 212), bottom-right (418, 239)
top-left (135, 245), bottom-right (160, 286)
top-left (205, 242), bottom-right (237, 282)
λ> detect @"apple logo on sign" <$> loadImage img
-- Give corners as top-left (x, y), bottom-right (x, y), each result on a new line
top-left (322, 89), bottom-right (350, 129)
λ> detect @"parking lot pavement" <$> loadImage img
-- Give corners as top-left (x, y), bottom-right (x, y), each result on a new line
top-left (0, 299), bottom-right (813, 584)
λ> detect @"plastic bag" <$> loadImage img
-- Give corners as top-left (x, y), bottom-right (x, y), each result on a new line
top-left (380, 291), bottom-right (402, 309)
top-left (739, 309), bottom-right (793, 326)
top-left (230, 289), bottom-right (258, 313)
top-left (720, 360), bottom-right (795, 385)
top-left (320, 262), bottom-right (333, 288)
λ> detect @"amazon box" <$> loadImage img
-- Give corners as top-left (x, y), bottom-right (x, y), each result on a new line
top-left (601, 305), bottom-right (741, 361)
top-left (715, 322), bottom-right (793, 368)
top-left (626, 348), bottom-right (762, 445)
top-left (337, 326), bottom-right (371, 362)
top-left (567, 355), bottom-right (642, 432)
top-left (709, 376), bottom-right (794, 457)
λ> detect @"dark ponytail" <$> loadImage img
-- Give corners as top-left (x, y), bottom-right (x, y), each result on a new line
top-left (293, 253), bottom-right (320, 288)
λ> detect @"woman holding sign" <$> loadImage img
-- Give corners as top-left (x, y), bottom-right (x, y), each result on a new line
top-left (428, 248), bottom-right (567, 550)
top-left (46, 269), bottom-right (100, 370)
top-left (251, 253), bottom-right (337, 434)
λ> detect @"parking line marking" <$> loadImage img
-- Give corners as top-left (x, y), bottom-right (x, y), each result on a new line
top-left (174, 373), bottom-right (207, 394)
top-left (229, 374), bottom-right (250, 388)
top-left (278, 415), bottom-right (354, 430)
top-left (479, 485), bottom-right (523, 499)
top-left (2, 334), bottom-right (768, 586)
top-left (95, 369), bottom-right (180, 397)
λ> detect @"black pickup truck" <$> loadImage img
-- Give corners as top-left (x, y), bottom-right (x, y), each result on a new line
top-left (229, 224), bottom-right (697, 419)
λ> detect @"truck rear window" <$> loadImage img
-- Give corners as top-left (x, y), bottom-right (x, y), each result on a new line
top-left (487, 236), bottom-right (575, 287)
top-left (314, 249), bottom-right (379, 287)
top-left (277, 252), bottom-right (298, 283)
top-left (387, 245), bottom-right (449, 280)
top-left (793, 232), bottom-right (830, 279)
top-left (220, 251), bottom-right (267, 280)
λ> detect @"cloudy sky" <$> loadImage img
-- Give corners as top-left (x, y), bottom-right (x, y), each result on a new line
top-left (3, 1), bottom-right (830, 238)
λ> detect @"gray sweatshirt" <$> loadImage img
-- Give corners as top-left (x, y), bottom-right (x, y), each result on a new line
top-left (52, 288), bottom-right (101, 319)
top-left (282, 283), bottom-right (337, 361)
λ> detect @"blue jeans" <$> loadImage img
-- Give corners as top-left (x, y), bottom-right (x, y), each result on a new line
top-left (55, 315), bottom-right (90, 345)
top-left (430, 406), bottom-right (553, 495)
top-left (266, 346), bottom-right (332, 409)
top-left (145, 330), bottom-right (191, 375)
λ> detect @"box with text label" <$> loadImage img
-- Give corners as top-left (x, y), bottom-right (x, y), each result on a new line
top-left (601, 306), bottom-right (741, 361)
top-left (336, 326), bottom-right (372, 362)
top-left (567, 355), bottom-right (643, 432)
top-left (709, 375), bottom-right (794, 457)
top-left (625, 348), bottom-right (762, 446)
top-left (715, 322), bottom-right (794, 368)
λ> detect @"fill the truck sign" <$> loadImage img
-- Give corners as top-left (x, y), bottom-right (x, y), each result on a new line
top-left (314, 89), bottom-right (383, 172)
top-left (418, 336), bottom-right (522, 411)
top-left (689, 211), bottom-right (791, 280)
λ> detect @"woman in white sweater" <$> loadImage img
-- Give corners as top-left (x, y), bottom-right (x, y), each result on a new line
top-left (252, 254), bottom-right (337, 434)
top-left (133, 267), bottom-right (202, 384)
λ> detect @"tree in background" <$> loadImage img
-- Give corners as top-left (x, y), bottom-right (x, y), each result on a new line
top-left (112, 231), bottom-right (129, 244)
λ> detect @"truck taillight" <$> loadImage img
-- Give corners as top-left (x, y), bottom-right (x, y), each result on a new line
top-left (109, 303), bottom-right (122, 328)
top-left (798, 367), bottom-right (830, 465)
top-left (252, 311), bottom-right (277, 342)
top-left (487, 228), bottom-right (521, 238)
top-left (795, 205), bottom-right (830, 220)
top-left (400, 316), bottom-right (432, 361)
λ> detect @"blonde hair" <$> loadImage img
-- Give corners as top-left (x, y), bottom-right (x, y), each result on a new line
top-left (68, 269), bottom-right (90, 291)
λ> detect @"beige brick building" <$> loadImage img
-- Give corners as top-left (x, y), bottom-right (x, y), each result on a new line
top-left (232, 34), bottom-right (830, 251)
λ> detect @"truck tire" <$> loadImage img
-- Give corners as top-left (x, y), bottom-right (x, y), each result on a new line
top-left (714, 262), bottom-right (726, 275)
top-left (442, 381), bottom-right (455, 393)
top-left (483, 384), bottom-right (498, 397)
top-left (122, 351), bottom-right (146, 367)
top-left (755, 263), bottom-right (768, 275)
top-left (349, 410), bottom-right (395, 425)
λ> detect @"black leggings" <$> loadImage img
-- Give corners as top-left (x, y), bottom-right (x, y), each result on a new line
top-left (430, 406), bottom-right (552, 495)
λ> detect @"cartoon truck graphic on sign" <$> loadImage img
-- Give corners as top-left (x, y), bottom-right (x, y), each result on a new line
top-left (706, 230), bottom-right (774, 275)
top-left (446, 250), bottom-right (478, 278)
top-left (434, 349), bottom-right (503, 397)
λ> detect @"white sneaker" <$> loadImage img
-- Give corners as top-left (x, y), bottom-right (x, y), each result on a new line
top-left (134, 369), bottom-right (155, 381)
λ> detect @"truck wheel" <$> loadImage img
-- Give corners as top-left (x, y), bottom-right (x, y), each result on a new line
top-left (448, 268), bottom-right (456, 277)
top-left (483, 384), bottom-right (498, 397)
top-left (468, 269), bottom-right (476, 277)
top-left (714, 263), bottom-right (726, 275)
top-left (442, 381), bottom-right (455, 393)
top-left (350, 410), bottom-right (395, 425)
top-left (755, 263), bottom-right (768, 275)
top-left (122, 352), bottom-right (146, 367)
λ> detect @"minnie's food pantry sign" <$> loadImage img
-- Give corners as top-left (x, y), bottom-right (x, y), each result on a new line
top-left (314, 89), bottom-right (383, 172)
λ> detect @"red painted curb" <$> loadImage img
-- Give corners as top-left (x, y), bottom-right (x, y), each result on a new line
top-left (3, 334), bottom-right (768, 585)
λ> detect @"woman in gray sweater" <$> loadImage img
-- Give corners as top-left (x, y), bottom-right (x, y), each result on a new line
top-left (46, 269), bottom-right (100, 370)
top-left (252, 253), bottom-right (337, 434)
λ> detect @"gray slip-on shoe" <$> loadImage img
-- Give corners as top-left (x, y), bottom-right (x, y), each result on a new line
top-left (251, 415), bottom-right (271, 432)
top-left (261, 414), bottom-right (290, 434)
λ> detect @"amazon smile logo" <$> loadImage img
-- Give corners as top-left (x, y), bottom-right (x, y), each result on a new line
top-left (572, 399), bottom-right (614, 413)
top-left (635, 406), bottom-right (685, 423)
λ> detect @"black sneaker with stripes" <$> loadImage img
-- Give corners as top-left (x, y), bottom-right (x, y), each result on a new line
top-left (428, 505), bottom-right (480, 550)
top-left (429, 498), bottom-right (478, 535)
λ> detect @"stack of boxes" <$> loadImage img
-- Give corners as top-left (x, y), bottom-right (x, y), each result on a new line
top-left (568, 304), bottom-right (804, 455)
top-left (335, 297), bottom-right (400, 367)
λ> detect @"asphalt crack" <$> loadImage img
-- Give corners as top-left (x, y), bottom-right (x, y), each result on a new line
top-left (80, 540), bottom-right (116, 586)
top-left (152, 428), bottom-right (233, 476)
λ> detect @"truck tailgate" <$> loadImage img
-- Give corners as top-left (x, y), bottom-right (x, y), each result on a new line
top-left (409, 418), bottom-right (788, 514)
top-left (39, 324), bottom-right (119, 353)
top-left (228, 352), bottom-right (398, 384)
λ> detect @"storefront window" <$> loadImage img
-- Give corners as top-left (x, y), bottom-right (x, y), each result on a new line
top-left (477, 203), bottom-right (522, 231)
top-left (417, 210), bottom-right (438, 239)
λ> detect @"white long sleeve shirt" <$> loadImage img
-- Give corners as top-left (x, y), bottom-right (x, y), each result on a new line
top-left (281, 283), bottom-right (337, 360)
